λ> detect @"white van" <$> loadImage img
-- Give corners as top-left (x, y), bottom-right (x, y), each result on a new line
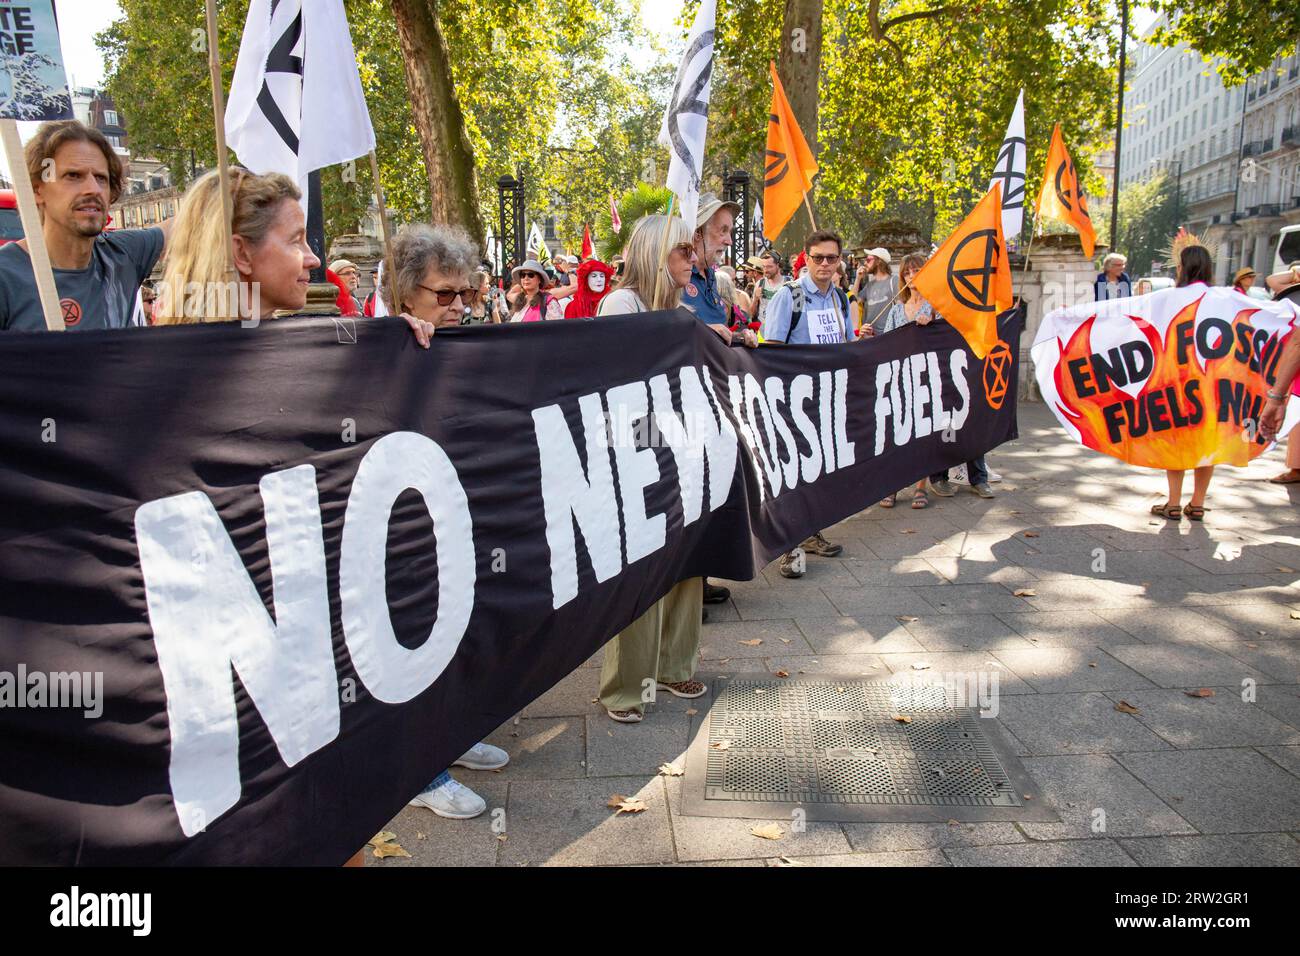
top-left (1275, 224), bottom-right (1300, 274)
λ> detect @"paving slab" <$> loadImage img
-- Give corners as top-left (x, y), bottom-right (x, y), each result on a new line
top-left (993, 692), bottom-right (1176, 755)
top-left (1195, 602), bottom-right (1300, 638)
top-left (992, 646), bottom-right (1156, 693)
top-left (822, 585), bottom-right (942, 618)
top-left (1114, 748), bottom-right (1300, 834)
top-left (912, 583), bottom-right (1038, 615)
top-left (663, 778), bottom-right (853, 862)
top-left (1208, 639), bottom-right (1300, 683)
top-left (877, 651), bottom-right (1035, 695)
top-left (1104, 688), bottom-right (1300, 749)
top-left (1106, 644), bottom-right (1269, 688)
top-left (378, 779), bottom-right (510, 867)
top-left (943, 839), bottom-right (1137, 866)
top-left (1255, 744), bottom-right (1300, 777)
top-left (1092, 607), bottom-right (1245, 645)
top-left (1118, 833), bottom-right (1300, 867)
top-left (521, 667), bottom-right (602, 719)
top-left (734, 584), bottom-right (843, 620)
top-left (498, 776), bottom-right (676, 866)
top-left (1252, 684), bottom-right (1300, 730)
top-left (766, 849), bottom-right (951, 866)
top-left (996, 610), bottom-right (1147, 648)
top-left (699, 619), bottom-right (810, 660)
top-left (899, 613), bottom-right (1035, 653)
top-left (794, 615), bottom-right (927, 655)
top-left (584, 711), bottom-right (691, 777)
top-left (1018, 754), bottom-right (1196, 840)
top-left (839, 821), bottom-right (1025, 853)
top-left (839, 556), bottom-right (949, 587)
top-left (762, 653), bottom-right (887, 678)
top-left (484, 717), bottom-right (587, 780)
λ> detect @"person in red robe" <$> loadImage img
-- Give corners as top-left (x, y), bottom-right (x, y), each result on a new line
top-left (564, 259), bottom-right (615, 318)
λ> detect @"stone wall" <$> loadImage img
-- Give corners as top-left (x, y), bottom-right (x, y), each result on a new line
top-left (1013, 235), bottom-right (1100, 401)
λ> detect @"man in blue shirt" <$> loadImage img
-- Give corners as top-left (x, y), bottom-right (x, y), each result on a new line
top-left (683, 192), bottom-right (746, 345)
top-left (761, 230), bottom-right (853, 577)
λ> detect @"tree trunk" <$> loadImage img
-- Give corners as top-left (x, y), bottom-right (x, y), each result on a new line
top-left (776, 0), bottom-right (825, 249)
top-left (388, 0), bottom-right (483, 241)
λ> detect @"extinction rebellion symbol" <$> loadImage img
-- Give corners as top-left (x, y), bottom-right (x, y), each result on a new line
top-left (946, 229), bottom-right (1001, 313)
top-left (983, 341), bottom-right (1012, 410)
top-left (989, 136), bottom-right (1026, 211)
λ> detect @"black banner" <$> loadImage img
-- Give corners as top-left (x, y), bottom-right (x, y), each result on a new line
top-left (0, 309), bottom-right (1020, 865)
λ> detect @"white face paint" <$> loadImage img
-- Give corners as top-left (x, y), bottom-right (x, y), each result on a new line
top-left (588, 272), bottom-right (607, 293)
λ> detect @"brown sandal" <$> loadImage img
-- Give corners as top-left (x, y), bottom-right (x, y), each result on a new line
top-left (1269, 469), bottom-right (1300, 484)
top-left (1150, 503), bottom-right (1181, 520)
top-left (911, 490), bottom-right (929, 509)
top-left (1183, 503), bottom-right (1205, 521)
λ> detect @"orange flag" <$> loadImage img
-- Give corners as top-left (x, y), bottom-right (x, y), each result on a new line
top-left (912, 183), bottom-right (1015, 360)
top-left (763, 61), bottom-right (818, 244)
top-left (1035, 123), bottom-right (1096, 258)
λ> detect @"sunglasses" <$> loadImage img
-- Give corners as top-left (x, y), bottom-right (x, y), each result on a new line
top-left (669, 242), bottom-right (695, 257)
top-left (518, 272), bottom-right (543, 281)
top-left (417, 284), bottom-right (475, 306)
top-left (808, 253), bottom-right (841, 264)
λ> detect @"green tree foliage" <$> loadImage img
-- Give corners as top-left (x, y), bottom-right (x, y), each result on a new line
top-left (1148, 2), bottom-right (1300, 84)
top-left (699, 0), bottom-right (1117, 252)
top-left (99, 0), bottom-right (670, 248)
top-left (1098, 169), bottom-right (1181, 278)
top-left (597, 182), bottom-right (672, 260)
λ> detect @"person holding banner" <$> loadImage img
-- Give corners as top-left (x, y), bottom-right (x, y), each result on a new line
top-left (683, 193), bottom-right (742, 343)
top-left (376, 223), bottom-right (480, 333)
top-left (761, 230), bottom-right (851, 574)
top-left (596, 213), bottom-right (710, 722)
top-left (0, 121), bottom-right (170, 332)
top-left (1154, 243), bottom-right (1217, 521)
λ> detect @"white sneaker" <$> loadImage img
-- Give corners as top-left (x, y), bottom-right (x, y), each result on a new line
top-left (453, 741), bottom-right (510, 771)
top-left (951, 463), bottom-right (968, 483)
top-left (409, 778), bottom-right (487, 819)
top-left (987, 467), bottom-right (1002, 483)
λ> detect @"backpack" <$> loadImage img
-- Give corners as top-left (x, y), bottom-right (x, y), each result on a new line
top-left (783, 281), bottom-right (850, 343)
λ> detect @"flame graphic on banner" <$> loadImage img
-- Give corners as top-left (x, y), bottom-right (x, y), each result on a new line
top-left (1051, 297), bottom-right (1287, 469)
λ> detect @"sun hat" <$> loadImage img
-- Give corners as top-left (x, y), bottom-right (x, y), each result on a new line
top-left (512, 260), bottom-right (553, 287)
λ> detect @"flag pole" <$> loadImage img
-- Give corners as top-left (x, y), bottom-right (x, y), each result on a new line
top-left (367, 150), bottom-right (399, 315)
top-left (802, 190), bottom-right (818, 232)
top-left (0, 121), bottom-right (63, 330)
top-left (204, 0), bottom-right (237, 294)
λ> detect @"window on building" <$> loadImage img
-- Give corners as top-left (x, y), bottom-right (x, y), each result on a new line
top-left (104, 110), bottom-right (118, 126)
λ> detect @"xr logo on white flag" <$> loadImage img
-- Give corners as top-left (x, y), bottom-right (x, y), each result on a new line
top-left (988, 90), bottom-right (1026, 244)
top-left (657, 0), bottom-right (716, 231)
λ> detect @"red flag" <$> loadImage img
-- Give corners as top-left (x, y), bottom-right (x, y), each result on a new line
top-left (610, 192), bottom-right (622, 232)
top-left (581, 224), bottom-right (594, 260)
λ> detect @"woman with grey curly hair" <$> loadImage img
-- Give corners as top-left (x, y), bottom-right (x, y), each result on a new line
top-left (380, 223), bottom-right (481, 328)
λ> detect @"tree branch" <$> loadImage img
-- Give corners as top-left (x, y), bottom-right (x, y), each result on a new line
top-left (867, 1), bottom-right (962, 68)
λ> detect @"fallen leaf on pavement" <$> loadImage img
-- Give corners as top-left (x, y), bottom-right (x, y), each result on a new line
top-left (606, 794), bottom-right (647, 814)
top-left (900, 529), bottom-right (917, 535)
top-left (1245, 643), bottom-right (1258, 649)
top-left (497, 833), bottom-right (508, 843)
top-left (896, 615), bottom-right (919, 623)
top-left (1023, 531), bottom-right (1040, 538)
top-left (892, 714), bottom-right (913, 724)
top-left (686, 708), bottom-right (699, 716)
top-left (780, 638), bottom-right (792, 644)
top-left (1114, 700), bottom-right (1140, 714)
top-left (1290, 611), bottom-right (1300, 620)
top-left (1088, 662), bottom-right (1098, 668)
top-left (1013, 588), bottom-right (1037, 597)
top-left (750, 823), bottom-right (784, 840)
top-left (1184, 688), bottom-right (1215, 698)
top-left (774, 669), bottom-right (790, 678)
top-left (1278, 567), bottom-right (1294, 573)
top-left (711, 740), bottom-right (731, 751)
top-left (774, 855), bottom-right (806, 866)
top-left (658, 762), bottom-right (685, 777)
top-left (368, 831), bottom-right (411, 859)
top-left (911, 662), bottom-right (931, 670)
top-left (739, 639), bottom-right (763, 646)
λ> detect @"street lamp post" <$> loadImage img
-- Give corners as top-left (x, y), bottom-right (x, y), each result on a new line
top-left (723, 169), bottom-right (751, 267)
top-left (496, 173), bottom-right (525, 278)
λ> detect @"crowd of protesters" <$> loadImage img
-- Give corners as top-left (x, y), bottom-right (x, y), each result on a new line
top-left (10, 119), bottom-right (1300, 852)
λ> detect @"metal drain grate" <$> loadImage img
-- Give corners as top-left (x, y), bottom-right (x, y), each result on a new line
top-left (681, 676), bottom-right (1057, 823)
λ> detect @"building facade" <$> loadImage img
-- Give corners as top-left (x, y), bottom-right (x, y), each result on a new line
top-left (1119, 18), bottom-right (1300, 281)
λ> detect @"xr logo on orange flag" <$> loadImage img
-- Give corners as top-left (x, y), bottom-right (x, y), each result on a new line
top-left (912, 183), bottom-right (1015, 360)
top-left (1035, 123), bottom-right (1096, 258)
top-left (763, 62), bottom-right (818, 244)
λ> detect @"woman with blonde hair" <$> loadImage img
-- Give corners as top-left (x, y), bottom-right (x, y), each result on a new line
top-left (595, 215), bottom-right (755, 724)
top-left (156, 169), bottom-right (435, 347)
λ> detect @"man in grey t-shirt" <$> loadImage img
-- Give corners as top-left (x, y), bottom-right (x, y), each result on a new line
top-left (0, 120), bottom-right (170, 332)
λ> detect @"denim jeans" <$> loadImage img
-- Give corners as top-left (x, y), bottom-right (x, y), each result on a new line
top-left (423, 770), bottom-right (453, 793)
top-left (931, 456), bottom-right (988, 486)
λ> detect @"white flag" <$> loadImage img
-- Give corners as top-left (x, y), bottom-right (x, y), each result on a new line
top-left (658, 0), bottom-right (716, 232)
top-left (752, 200), bottom-right (771, 253)
top-left (225, 0), bottom-right (375, 196)
top-left (988, 90), bottom-right (1026, 244)
top-left (527, 222), bottom-right (550, 263)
